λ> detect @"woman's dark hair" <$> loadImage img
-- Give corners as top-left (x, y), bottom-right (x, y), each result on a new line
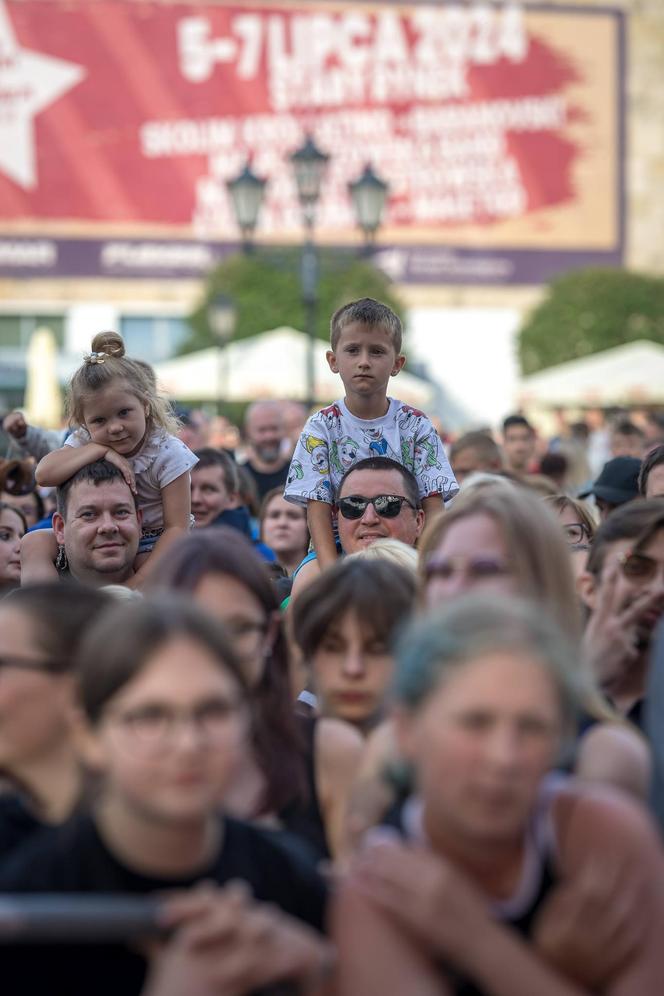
top-left (5, 583), bottom-right (112, 673)
top-left (151, 528), bottom-right (307, 815)
top-left (292, 558), bottom-right (417, 660)
top-left (639, 444), bottom-right (664, 496)
top-left (76, 592), bottom-right (247, 724)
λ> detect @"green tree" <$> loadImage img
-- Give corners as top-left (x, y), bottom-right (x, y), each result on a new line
top-left (181, 247), bottom-right (405, 353)
top-left (518, 268), bottom-right (664, 375)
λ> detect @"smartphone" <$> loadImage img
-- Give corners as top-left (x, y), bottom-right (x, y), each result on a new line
top-left (0, 894), bottom-right (167, 943)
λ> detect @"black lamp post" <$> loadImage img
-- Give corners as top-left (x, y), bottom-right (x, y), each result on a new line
top-left (348, 163), bottom-right (390, 249)
top-left (290, 135), bottom-right (329, 407)
top-left (226, 161), bottom-right (267, 252)
top-left (207, 293), bottom-right (236, 412)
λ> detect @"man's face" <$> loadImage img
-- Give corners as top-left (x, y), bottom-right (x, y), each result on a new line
top-left (53, 480), bottom-right (140, 585)
top-left (191, 465), bottom-right (233, 528)
top-left (586, 530), bottom-right (664, 656)
top-left (503, 426), bottom-right (536, 472)
top-left (245, 405), bottom-right (284, 464)
top-left (336, 468), bottom-right (424, 553)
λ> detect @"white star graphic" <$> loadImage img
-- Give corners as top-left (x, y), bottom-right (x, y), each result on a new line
top-left (0, 1), bottom-right (86, 189)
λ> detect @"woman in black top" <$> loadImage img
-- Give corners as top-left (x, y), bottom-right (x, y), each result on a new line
top-left (0, 594), bottom-right (329, 996)
top-left (153, 528), bottom-right (363, 860)
top-left (0, 583), bottom-right (110, 857)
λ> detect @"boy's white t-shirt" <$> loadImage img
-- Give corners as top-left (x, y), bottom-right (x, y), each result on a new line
top-left (284, 398), bottom-right (458, 506)
top-left (65, 428), bottom-right (198, 530)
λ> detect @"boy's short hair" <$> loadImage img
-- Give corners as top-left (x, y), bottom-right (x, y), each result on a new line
top-left (330, 298), bottom-right (402, 353)
top-left (193, 447), bottom-right (239, 495)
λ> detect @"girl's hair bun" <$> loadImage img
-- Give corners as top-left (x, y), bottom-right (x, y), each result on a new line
top-left (90, 330), bottom-right (125, 359)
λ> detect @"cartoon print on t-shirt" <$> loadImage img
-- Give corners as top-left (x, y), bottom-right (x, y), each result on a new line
top-left (362, 427), bottom-right (398, 460)
top-left (319, 403), bottom-right (343, 429)
top-left (414, 433), bottom-right (443, 475)
top-left (288, 460), bottom-right (304, 484)
top-left (398, 404), bottom-right (427, 434)
top-left (305, 435), bottom-right (329, 474)
top-left (330, 435), bottom-right (360, 475)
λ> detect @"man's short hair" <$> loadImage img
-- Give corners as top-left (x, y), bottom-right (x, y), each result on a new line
top-left (337, 456), bottom-right (420, 509)
top-left (639, 444), bottom-right (664, 496)
top-left (193, 447), bottom-right (239, 495)
top-left (330, 298), bottom-right (402, 353)
top-left (587, 498), bottom-right (664, 576)
top-left (56, 460), bottom-right (138, 519)
top-left (450, 431), bottom-right (501, 466)
top-left (502, 414), bottom-right (534, 436)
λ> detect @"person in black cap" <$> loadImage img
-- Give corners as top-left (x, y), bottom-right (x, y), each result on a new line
top-left (581, 455), bottom-right (641, 521)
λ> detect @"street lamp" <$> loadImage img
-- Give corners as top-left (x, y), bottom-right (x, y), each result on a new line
top-left (290, 134), bottom-right (330, 407)
top-left (226, 161), bottom-right (267, 251)
top-left (348, 163), bottom-right (390, 248)
top-left (207, 293), bottom-right (236, 412)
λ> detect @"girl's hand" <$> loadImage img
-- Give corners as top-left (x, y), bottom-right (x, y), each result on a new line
top-left (104, 448), bottom-right (137, 494)
top-left (350, 840), bottom-right (490, 966)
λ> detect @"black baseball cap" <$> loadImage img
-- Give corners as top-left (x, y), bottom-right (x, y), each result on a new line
top-left (580, 456), bottom-right (641, 506)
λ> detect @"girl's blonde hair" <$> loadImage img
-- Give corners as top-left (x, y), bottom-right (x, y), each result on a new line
top-left (347, 538), bottom-right (418, 575)
top-left (67, 331), bottom-right (178, 436)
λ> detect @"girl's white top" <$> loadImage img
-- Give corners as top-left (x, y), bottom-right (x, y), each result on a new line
top-left (65, 428), bottom-right (198, 530)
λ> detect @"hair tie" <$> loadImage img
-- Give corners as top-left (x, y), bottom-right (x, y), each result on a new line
top-left (86, 351), bottom-right (106, 365)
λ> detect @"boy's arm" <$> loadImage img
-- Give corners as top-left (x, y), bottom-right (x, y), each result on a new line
top-left (20, 529), bottom-right (60, 584)
top-left (307, 500), bottom-right (338, 571)
top-left (36, 443), bottom-right (111, 487)
top-left (422, 495), bottom-right (443, 524)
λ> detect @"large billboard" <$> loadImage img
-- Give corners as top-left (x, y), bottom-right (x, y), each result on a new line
top-left (0, 0), bottom-right (625, 283)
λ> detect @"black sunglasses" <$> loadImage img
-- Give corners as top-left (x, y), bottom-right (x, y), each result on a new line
top-left (336, 494), bottom-right (417, 520)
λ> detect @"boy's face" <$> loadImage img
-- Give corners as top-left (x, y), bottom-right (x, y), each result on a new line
top-left (327, 322), bottom-right (404, 399)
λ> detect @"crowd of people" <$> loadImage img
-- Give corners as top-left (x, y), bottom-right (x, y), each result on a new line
top-left (0, 297), bottom-right (664, 994)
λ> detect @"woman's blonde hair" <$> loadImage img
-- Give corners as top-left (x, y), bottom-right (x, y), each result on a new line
top-left (418, 483), bottom-right (581, 637)
top-left (67, 331), bottom-right (178, 436)
top-left (347, 538), bottom-right (418, 575)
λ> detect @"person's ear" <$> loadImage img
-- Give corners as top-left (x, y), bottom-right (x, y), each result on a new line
top-left (414, 507), bottom-right (426, 539)
top-left (578, 570), bottom-right (598, 611)
top-left (391, 354), bottom-right (406, 377)
top-left (52, 511), bottom-right (66, 545)
top-left (326, 350), bottom-right (339, 374)
top-left (227, 490), bottom-right (241, 510)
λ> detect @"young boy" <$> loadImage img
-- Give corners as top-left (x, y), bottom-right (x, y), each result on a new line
top-left (284, 298), bottom-right (458, 568)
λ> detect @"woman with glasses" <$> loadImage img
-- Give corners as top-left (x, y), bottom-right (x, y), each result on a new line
top-left (334, 596), bottom-right (664, 996)
top-left (542, 494), bottom-right (597, 581)
top-left (153, 527), bottom-right (363, 860)
top-left (0, 594), bottom-right (329, 996)
top-left (0, 500), bottom-right (26, 593)
top-left (0, 583), bottom-right (110, 856)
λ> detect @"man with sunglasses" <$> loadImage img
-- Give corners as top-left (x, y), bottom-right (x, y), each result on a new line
top-left (290, 458), bottom-right (425, 600)
top-left (581, 498), bottom-right (664, 728)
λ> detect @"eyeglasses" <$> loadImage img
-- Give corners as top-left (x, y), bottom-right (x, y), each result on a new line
top-left (618, 551), bottom-right (664, 582)
top-left (424, 555), bottom-right (512, 584)
top-left (562, 522), bottom-right (592, 546)
top-left (336, 494), bottom-right (417, 520)
top-left (107, 698), bottom-right (242, 750)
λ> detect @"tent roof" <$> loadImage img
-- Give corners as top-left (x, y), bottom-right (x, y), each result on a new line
top-left (518, 341), bottom-right (664, 408)
top-left (154, 326), bottom-right (433, 408)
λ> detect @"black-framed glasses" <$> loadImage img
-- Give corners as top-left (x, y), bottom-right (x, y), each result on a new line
top-left (618, 551), bottom-right (664, 582)
top-left (336, 494), bottom-right (417, 520)
top-left (107, 697), bottom-right (243, 751)
top-left (562, 522), bottom-right (591, 546)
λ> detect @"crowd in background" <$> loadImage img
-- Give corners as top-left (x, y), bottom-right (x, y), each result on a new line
top-left (0, 308), bottom-right (663, 995)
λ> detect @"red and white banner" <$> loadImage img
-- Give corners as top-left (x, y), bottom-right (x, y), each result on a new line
top-left (0, 1), bottom-right (624, 282)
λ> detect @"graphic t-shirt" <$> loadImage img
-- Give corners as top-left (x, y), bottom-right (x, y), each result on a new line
top-left (284, 397), bottom-right (458, 505)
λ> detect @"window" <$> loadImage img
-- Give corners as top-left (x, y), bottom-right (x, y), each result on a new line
top-left (119, 316), bottom-right (191, 363)
top-left (0, 315), bottom-right (65, 348)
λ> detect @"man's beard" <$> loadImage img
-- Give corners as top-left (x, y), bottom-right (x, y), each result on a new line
top-left (255, 444), bottom-right (282, 464)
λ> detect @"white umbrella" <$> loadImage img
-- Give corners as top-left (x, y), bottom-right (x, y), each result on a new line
top-left (154, 326), bottom-right (434, 409)
top-left (23, 327), bottom-right (63, 428)
top-left (518, 340), bottom-right (664, 408)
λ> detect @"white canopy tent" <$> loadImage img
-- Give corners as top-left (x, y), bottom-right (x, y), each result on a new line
top-left (518, 341), bottom-right (664, 409)
top-left (154, 326), bottom-right (434, 408)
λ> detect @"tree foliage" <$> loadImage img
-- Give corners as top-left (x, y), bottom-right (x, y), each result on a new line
top-left (181, 247), bottom-right (405, 353)
top-left (518, 268), bottom-right (664, 375)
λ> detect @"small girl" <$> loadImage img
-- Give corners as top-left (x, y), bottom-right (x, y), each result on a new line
top-left (27, 330), bottom-right (197, 586)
